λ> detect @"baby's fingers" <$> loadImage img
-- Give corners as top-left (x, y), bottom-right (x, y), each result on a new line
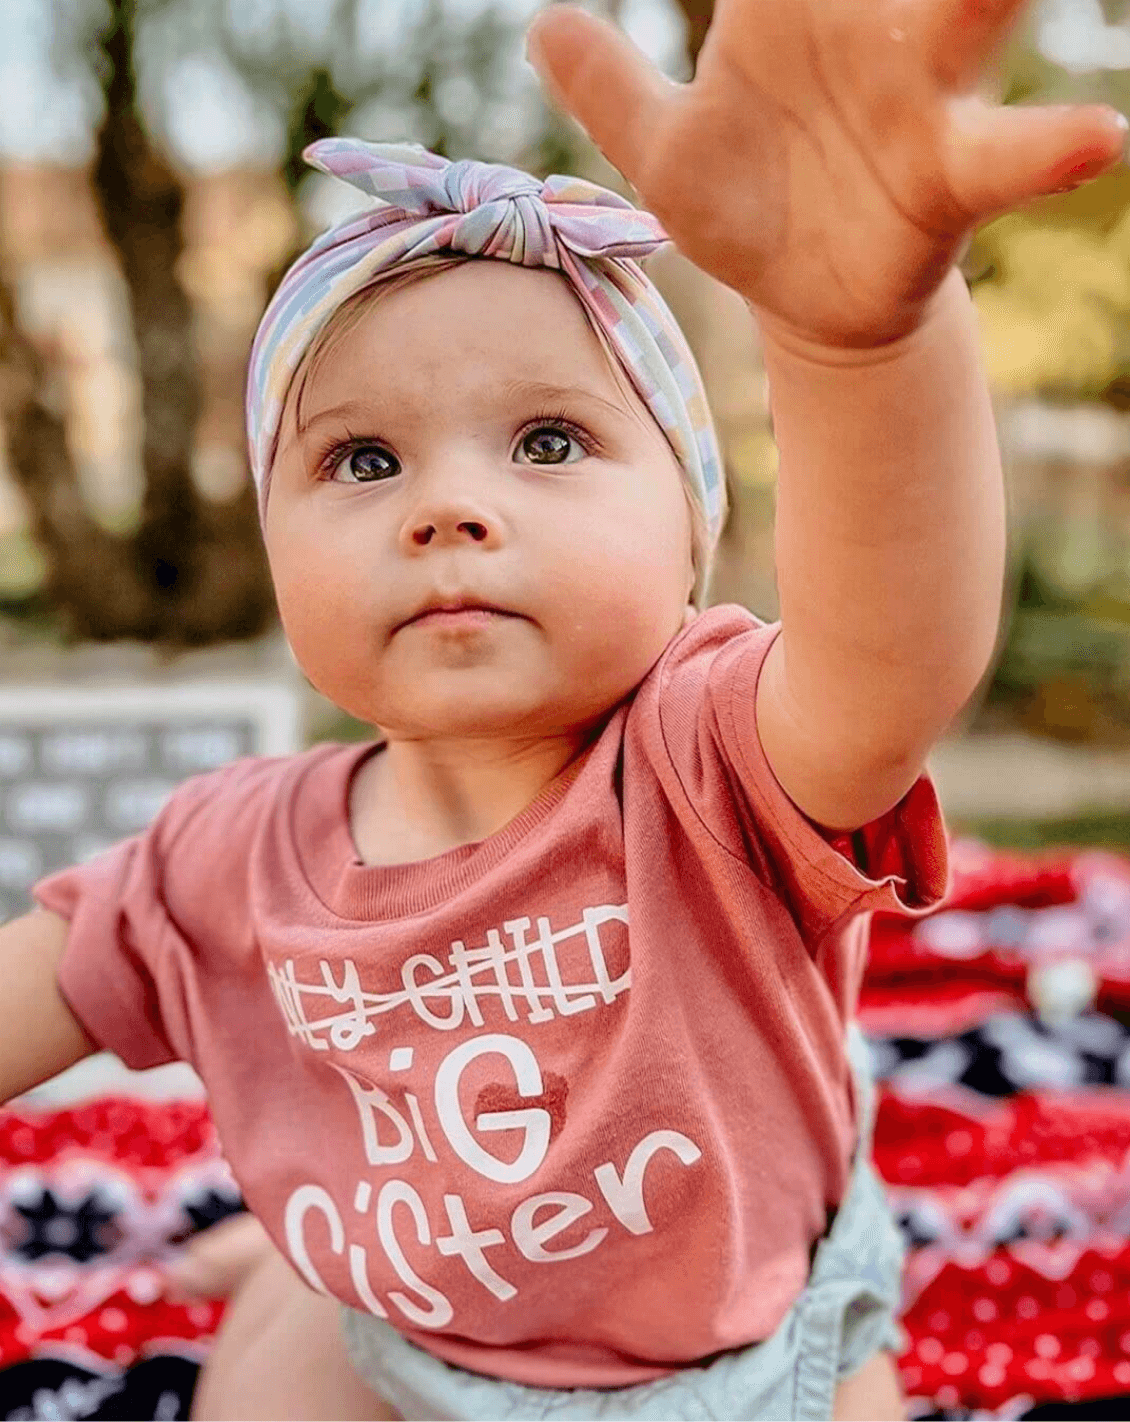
top-left (527, 5), bottom-right (675, 190)
top-left (947, 96), bottom-right (1128, 216)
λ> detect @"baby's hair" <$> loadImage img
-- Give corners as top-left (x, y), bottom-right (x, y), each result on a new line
top-left (287, 259), bottom-right (714, 609)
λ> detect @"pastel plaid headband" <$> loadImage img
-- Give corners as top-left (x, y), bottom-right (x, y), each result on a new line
top-left (246, 138), bottom-right (724, 549)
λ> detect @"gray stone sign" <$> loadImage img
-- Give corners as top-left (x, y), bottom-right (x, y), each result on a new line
top-left (0, 682), bottom-right (301, 924)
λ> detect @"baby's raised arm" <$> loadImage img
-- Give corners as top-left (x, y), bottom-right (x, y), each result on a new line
top-left (531, 0), bottom-right (1126, 834)
top-left (0, 910), bottom-right (94, 1103)
top-left (750, 270), bottom-right (1003, 831)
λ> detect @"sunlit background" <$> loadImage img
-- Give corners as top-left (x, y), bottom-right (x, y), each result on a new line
top-left (0, 2), bottom-right (1122, 721)
top-left (2, 0), bottom-right (1130, 848)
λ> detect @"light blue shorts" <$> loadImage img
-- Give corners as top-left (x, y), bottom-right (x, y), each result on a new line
top-left (341, 1028), bottom-right (904, 1421)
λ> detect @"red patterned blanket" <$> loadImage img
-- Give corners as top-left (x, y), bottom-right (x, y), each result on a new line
top-left (4, 840), bottom-right (1130, 1420)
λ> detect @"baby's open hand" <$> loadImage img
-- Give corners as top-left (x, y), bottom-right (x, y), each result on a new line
top-left (530, 0), bottom-right (1127, 346)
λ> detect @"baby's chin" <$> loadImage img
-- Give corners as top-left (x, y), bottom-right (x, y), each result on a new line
top-left (340, 673), bottom-right (631, 743)
top-left (373, 698), bottom-right (611, 742)
top-left (299, 621), bottom-right (672, 738)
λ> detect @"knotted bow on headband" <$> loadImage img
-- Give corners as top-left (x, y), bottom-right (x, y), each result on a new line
top-left (246, 138), bottom-right (724, 557)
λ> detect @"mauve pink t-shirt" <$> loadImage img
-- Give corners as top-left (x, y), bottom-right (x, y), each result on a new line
top-left (35, 606), bottom-right (947, 1387)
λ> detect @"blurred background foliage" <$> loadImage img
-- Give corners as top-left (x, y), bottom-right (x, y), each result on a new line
top-left (0, 0), bottom-right (591, 645)
top-left (978, 1), bottom-right (1130, 402)
top-left (959, 1), bottom-right (1130, 746)
top-left (2, 0), bottom-right (1130, 753)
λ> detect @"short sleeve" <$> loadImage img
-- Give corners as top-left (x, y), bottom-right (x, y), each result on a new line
top-left (32, 758), bottom-right (273, 1072)
top-left (35, 828), bottom-right (180, 1070)
top-left (652, 606), bottom-right (950, 943)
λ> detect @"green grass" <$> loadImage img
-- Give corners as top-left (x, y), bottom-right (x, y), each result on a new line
top-left (304, 708), bottom-right (375, 748)
top-left (951, 810), bottom-right (1130, 852)
top-left (0, 531), bottom-right (46, 600)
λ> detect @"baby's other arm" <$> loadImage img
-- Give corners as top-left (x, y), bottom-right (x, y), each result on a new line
top-left (0, 910), bottom-right (95, 1103)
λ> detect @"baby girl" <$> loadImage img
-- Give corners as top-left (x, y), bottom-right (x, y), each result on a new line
top-left (2, 1), bottom-right (1124, 1418)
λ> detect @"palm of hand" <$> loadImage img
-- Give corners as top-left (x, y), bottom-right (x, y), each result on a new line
top-left (531, 0), bottom-right (1126, 345)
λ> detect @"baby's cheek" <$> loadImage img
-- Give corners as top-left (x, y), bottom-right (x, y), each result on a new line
top-left (567, 577), bottom-right (681, 702)
top-left (274, 573), bottom-right (369, 697)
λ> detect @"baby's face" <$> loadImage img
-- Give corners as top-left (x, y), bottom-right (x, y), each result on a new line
top-left (265, 261), bottom-right (694, 739)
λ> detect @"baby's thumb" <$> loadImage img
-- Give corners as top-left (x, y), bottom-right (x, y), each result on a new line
top-left (528, 6), bottom-right (674, 190)
top-left (947, 96), bottom-right (1128, 217)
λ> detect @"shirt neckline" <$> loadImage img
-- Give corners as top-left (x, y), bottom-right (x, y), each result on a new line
top-left (295, 732), bottom-right (608, 921)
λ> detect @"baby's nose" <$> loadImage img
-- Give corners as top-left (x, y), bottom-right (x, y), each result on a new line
top-left (412, 518), bottom-right (490, 546)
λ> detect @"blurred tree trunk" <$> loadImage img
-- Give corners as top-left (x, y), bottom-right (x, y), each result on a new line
top-left (93, 0), bottom-right (273, 644)
top-left (2, 0), bottom-right (274, 646)
top-left (281, 67), bottom-right (353, 196)
top-left (0, 280), bottom-right (153, 633)
top-left (673, 0), bottom-right (713, 63)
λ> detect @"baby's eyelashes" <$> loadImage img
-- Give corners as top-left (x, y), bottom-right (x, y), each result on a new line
top-left (324, 442), bottom-right (402, 483)
top-left (315, 417), bottom-right (594, 484)
top-left (513, 421), bottom-right (590, 466)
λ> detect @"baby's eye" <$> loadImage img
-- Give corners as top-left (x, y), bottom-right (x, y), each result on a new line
top-left (515, 425), bottom-right (585, 466)
top-left (331, 445), bottom-right (401, 483)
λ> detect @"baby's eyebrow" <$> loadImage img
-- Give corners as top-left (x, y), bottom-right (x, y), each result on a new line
top-left (499, 379), bottom-right (626, 419)
top-left (297, 399), bottom-right (372, 436)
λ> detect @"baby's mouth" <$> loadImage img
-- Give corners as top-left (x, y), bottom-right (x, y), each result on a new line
top-left (396, 598), bottom-right (523, 632)
top-left (409, 607), bottom-right (513, 629)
